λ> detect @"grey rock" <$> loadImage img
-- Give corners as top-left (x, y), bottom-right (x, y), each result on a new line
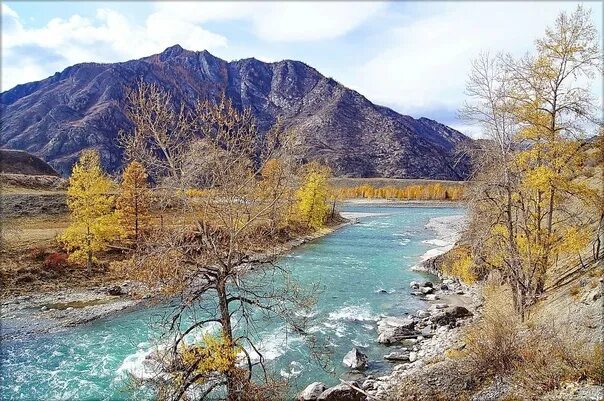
top-left (420, 286), bottom-right (435, 295)
top-left (318, 384), bottom-right (365, 401)
top-left (299, 382), bottom-right (327, 401)
top-left (343, 348), bottom-right (368, 370)
top-left (416, 310), bottom-right (431, 318)
top-left (377, 316), bottom-right (418, 344)
top-left (384, 351), bottom-right (410, 361)
top-left (107, 286), bottom-right (124, 296)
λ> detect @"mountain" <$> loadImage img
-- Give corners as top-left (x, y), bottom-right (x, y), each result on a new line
top-left (0, 45), bottom-right (471, 179)
top-left (0, 149), bottom-right (59, 176)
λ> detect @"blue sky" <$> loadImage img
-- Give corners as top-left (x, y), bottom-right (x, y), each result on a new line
top-left (2, 1), bottom-right (602, 137)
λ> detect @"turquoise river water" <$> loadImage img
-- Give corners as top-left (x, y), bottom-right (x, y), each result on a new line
top-left (1, 204), bottom-right (464, 401)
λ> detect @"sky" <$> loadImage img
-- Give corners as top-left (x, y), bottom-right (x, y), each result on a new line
top-left (1, 1), bottom-right (602, 138)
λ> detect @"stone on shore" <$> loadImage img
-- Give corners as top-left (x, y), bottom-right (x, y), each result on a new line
top-left (377, 316), bottom-right (418, 344)
top-left (299, 382), bottom-right (327, 401)
top-left (317, 384), bottom-right (365, 401)
top-left (107, 286), bottom-right (124, 296)
top-left (384, 351), bottom-right (410, 361)
top-left (420, 286), bottom-right (434, 295)
top-left (343, 348), bottom-right (368, 370)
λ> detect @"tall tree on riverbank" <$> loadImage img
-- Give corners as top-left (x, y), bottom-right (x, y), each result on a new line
top-left (60, 150), bottom-right (122, 273)
top-left (297, 162), bottom-right (331, 228)
top-left (121, 86), bottom-right (324, 400)
top-left (461, 5), bottom-right (602, 318)
top-left (116, 161), bottom-right (152, 244)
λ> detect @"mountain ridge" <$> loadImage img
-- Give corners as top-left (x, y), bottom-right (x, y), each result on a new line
top-left (1, 45), bottom-right (471, 178)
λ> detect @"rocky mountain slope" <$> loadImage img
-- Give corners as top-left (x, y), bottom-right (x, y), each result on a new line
top-left (1, 45), bottom-right (471, 178)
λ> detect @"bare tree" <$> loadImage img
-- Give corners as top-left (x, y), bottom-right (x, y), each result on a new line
top-left (120, 83), bottom-right (327, 400)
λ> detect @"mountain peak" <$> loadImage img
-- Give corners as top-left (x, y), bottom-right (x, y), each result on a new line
top-left (159, 44), bottom-right (191, 61)
top-left (0, 48), bottom-right (471, 179)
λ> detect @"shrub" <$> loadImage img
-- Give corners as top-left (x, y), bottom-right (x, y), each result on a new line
top-left (43, 252), bottom-right (68, 270)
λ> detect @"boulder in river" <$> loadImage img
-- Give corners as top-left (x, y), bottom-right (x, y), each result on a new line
top-left (343, 348), bottom-right (368, 369)
top-left (409, 281), bottom-right (420, 289)
top-left (299, 382), bottom-right (327, 401)
top-left (318, 384), bottom-right (365, 401)
top-left (422, 281), bottom-right (434, 288)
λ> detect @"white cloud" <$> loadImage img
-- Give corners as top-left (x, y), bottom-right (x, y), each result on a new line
top-left (353, 2), bottom-right (603, 121)
top-left (0, 4), bottom-right (227, 91)
top-left (1, 1), bottom-right (383, 91)
top-left (152, 1), bottom-right (386, 42)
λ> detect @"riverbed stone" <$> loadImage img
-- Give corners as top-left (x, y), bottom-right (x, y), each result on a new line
top-left (409, 281), bottom-right (420, 289)
top-left (299, 382), bottom-right (327, 401)
top-left (343, 348), bottom-right (368, 369)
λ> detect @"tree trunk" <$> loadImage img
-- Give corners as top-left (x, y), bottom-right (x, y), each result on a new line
top-left (216, 277), bottom-right (238, 401)
top-left (86, 225), bottom-right (92, 275)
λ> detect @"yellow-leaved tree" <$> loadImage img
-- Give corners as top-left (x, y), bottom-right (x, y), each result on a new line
top-left (461, 5), bottom-right (602, 318)
top-left (116, 161), bottom-right (152, 243)
top-left (296, 162), bottom-right (331, 228)
top-left (60, 150), bottom-right (122, 273)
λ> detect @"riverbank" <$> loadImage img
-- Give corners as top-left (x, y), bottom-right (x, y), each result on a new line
top-left (297, 207), bottom-right (475, 401)
top-left (0, 219), bottom-right (352, 340)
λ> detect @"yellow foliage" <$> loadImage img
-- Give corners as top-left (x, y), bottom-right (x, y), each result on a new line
top-left (296, 163), bottom-right (331, 228)
top-left (443, 247), bottom-right (477, 284)
top-left (336, 183), bottom-right (464, 201)
top-left (180, 332), bottom-right (240, 382)
top-left (116, 161), bottom-right (152, 242)
top-left (60, 150), bottom-right (122, 269)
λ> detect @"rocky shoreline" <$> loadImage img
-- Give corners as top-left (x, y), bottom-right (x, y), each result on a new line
top-left (298, 268), bottom-right (480, 401)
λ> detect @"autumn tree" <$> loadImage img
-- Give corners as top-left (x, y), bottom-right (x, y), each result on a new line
top-left (461, 6), bottom-right (602, 318)
top-left (60, 150), bottom-right (122, 273)
top-left (121, 87), bottom-right (322, 401)
top-left (116, 161), bottom-right (152, 243)
top-left (296, 162), bottom-right (331, 228)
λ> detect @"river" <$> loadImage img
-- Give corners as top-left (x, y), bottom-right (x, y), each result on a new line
top-left (1, 204), bottom-right (465, 400)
